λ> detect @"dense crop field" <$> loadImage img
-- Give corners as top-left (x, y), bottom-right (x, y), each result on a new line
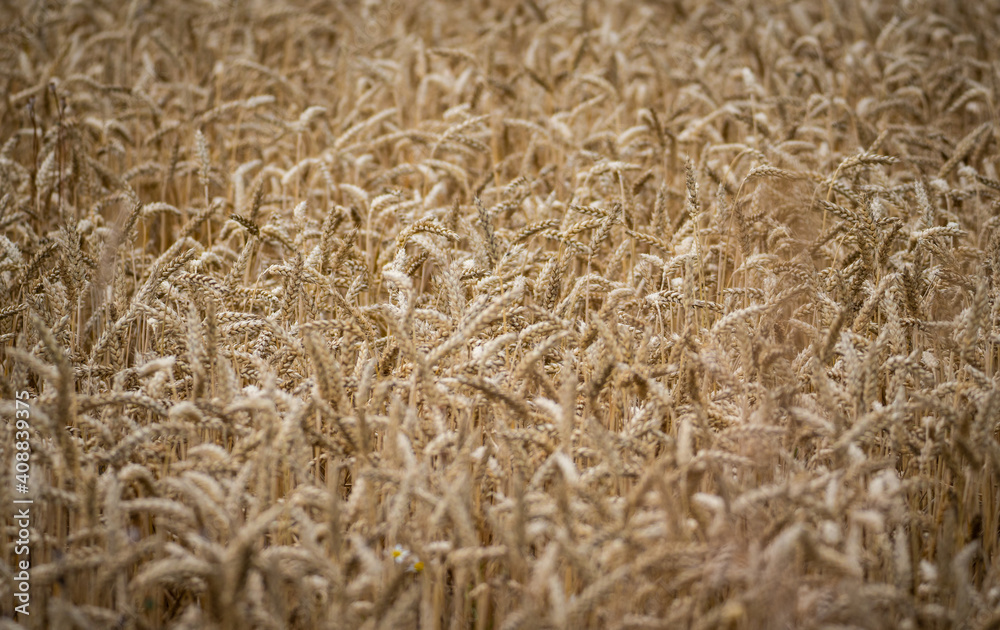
top-left (2, 0), bottom-right (1000, 628)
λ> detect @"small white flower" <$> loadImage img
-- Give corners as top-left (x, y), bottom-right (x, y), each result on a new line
top-left (391, 544), bottom-right (410, 564)
top-left (389, 545), bottom-right (424, 573)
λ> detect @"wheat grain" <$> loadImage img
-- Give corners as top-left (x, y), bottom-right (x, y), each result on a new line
top-left (3, 2), bottom-right (1000, 628)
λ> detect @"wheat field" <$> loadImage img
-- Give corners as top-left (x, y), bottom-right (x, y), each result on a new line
top-left (1, 0), bottom-right (999, 628)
